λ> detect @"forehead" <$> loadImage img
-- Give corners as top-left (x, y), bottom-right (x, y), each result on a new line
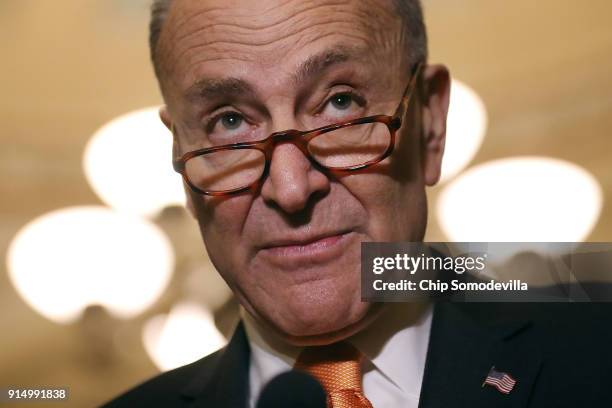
top-left (157, 0), bottom-right (406, 94)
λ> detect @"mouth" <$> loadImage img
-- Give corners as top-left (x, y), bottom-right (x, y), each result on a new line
top-left (258, 230), bottom-right (355, 267)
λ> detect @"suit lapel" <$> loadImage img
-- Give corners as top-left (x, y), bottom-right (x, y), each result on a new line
top-left (418, 303), bottom-right (542, 408)
top-left (181, 322), bottom-right (251, 408)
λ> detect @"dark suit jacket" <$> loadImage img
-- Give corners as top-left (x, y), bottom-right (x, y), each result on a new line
top-left (102, 302), bottom-right (612, 407)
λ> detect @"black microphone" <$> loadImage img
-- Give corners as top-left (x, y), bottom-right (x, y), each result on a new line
top-left (256, 370), bottom-right (326, 408)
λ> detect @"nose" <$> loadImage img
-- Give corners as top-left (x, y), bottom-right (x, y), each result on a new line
top-left (260, 137), bottom-right (330, 214)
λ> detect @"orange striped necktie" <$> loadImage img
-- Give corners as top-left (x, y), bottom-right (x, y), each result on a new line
top-left (294, 341), bottom-right (374, 408)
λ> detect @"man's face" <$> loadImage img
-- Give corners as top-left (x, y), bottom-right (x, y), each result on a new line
top-left (158, 0), bottom-right (449, 344)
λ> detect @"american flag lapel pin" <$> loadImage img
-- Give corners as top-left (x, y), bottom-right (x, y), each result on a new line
top-left (482, 366), bottom-right (517, 394)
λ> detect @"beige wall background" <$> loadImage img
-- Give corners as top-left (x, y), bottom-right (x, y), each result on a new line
top-left (1, 1), bottom-right (611, 407)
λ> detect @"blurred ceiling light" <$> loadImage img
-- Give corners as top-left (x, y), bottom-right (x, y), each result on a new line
top-left (6, 206), bottom-right (174, 324)
top-left (437, 157), bottom-right (603, 243)
top-left (142, 301), bottom-right (226, 371)
top-left (83, 107), bottom-right (185, 218)
top-left (440, 79), bottom-right (488, 183)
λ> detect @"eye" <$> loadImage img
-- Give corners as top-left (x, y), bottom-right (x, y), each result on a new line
top-left (319, 91), bottom-right (364, 122)
top-left (330, 93), bottom-right (353, 110)
top-left (203, 110), bottom-right (248, 143)
top-left (220, 112), bottom-right (243, 130)
top-left (204, 110), bottom-right (263, 145)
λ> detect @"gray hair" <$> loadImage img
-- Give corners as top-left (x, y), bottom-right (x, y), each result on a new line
top-left (149, 0), bottom-right (427, 78)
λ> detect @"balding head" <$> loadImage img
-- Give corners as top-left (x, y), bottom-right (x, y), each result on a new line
top-left (149, 0), bottom-right (427, 82)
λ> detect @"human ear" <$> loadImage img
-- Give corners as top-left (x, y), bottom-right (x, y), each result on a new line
top-left (159, 105), bottom-right (172, 130)
top-left (419, 64), bottom-right (451, 186)
top-left (159, 106), bottom-right (197, 218)
top-left (182, 185), bottom-right (197, 219)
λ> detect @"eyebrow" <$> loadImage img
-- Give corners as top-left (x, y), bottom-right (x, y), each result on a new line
top-left (185, 77), bottom-right (255, 102)
top-left (292, 45), bottom-right (362, 84)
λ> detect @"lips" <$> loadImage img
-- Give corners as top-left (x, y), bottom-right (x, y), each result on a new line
top-left (257, 230), bottom-right (355, 268)
top-left (260, 230), bottom-right (352, 250)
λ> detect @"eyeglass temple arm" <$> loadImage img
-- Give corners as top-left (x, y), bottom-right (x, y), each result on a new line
top-left (170, 124), bottom-right (184, 172)
top-left (394, 62), bottom-right (424, 118)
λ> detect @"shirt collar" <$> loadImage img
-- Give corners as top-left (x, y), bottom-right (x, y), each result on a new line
top-left (242, 303), bottom-right (432, 399)
top-left (350, 303), bottom-right (433, 397)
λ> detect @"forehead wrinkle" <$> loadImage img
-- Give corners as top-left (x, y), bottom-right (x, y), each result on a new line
top-left (160, 0), bottom-right (391, 70)
top-left (167, 2), bottom-right (215, 43)
top-left (168, 15), bottom-right (364, 75)
top-left (178, 26), bottom-right (372, 76)
top-left (160, 0), bottom-right (406, 96)
top-left (164, 0), bottom-right (296, 48)
top-left (172, 29), bottom-right (373, 93)
top-left (165, 1), bottom-right (337, 57)
top-left (173, 0), bottom-right (350, 45)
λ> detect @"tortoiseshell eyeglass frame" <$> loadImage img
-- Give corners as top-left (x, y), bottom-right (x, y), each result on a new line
top-left (172, 62), bottom-right (423, 196)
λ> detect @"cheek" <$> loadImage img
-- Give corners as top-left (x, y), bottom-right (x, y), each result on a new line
top-left (192, 193), bottom-right (254, 280)
top-left (194, 192), bottom-right (253, 234)
top-left (337, 149), bottom-right (426, 241)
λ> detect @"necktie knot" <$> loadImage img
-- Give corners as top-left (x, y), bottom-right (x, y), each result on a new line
top-left (294, 342), bottom-right (373, 408)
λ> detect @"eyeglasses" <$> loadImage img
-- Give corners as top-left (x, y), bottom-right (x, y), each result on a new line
top-left (173, 63), bottom-right (422, 196)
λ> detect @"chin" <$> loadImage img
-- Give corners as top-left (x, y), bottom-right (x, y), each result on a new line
top-left (249, 295), bottom-right (383, 347)
top-left (235, 242), bottom-right (380, 345)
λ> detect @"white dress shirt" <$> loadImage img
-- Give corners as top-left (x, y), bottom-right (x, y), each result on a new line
top-left (242, 303), bottom-right (433, 408)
